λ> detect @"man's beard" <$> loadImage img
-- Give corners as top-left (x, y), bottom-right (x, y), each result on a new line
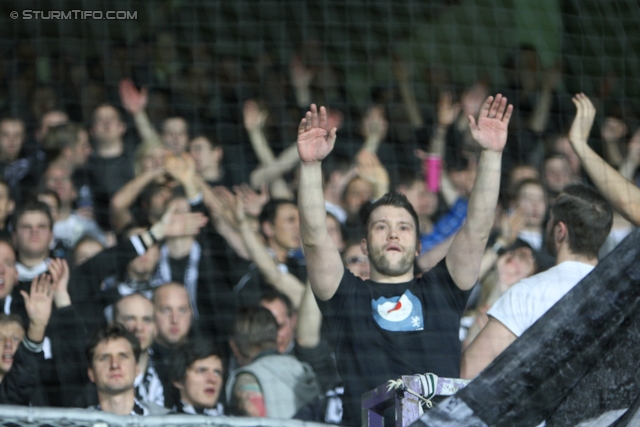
top-left (367, 243), bottom-right (415, 278)
top-left (545, 224), bottom-right (557, 257)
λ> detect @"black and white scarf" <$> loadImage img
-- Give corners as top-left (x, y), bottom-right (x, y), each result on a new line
top-left (151, 242), bottom-right (201, 318)
top-left (134, 352), bottom-right (164, 407)
top-left (174, 400), bottom-right (224, 416)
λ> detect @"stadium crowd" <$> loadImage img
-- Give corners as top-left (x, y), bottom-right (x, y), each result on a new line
top-left (0, 38), bottom-right (638, 425)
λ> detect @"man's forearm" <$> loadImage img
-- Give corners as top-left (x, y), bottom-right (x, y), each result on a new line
top-left (573, 142), bottom-right (640, 226)
top-left (298, 162), bottom-right (328, 247)
top-left (466, 151), bottom-right (502, 240)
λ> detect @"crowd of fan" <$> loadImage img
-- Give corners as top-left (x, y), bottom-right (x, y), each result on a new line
top-left (0, 40), bottom-right (638, 425)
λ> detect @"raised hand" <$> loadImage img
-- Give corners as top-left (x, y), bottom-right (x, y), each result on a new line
top-left (499, 207), bottom-right (527, 245)
top-left (290, 55), bottom-right (314, 89)
top-left (119, 79), bottom-right (148, 115)
top-left (20, 274), bottom-right (55, 342)
top-left (48, 258), bottom-right (71, 308)
top-left (360, 105), bottom-right (388, 144)
top-left (437, 91), bottom-right (461, 127)
top-left (568, 93), bottom-right (596, 146)
top-left (165, 153), bottom-right (196, 185)
top-left (209, 186), bottom-right (240, 229)
top-left (243, 100), bottom-right (268, 132)
top-left (159, 201), bottom-right (208, 238)
top-left (297, 104), bottom-right (337, 164)
top-left (469, 94), bottom-right (513, 153)
top-left (233, 183), bottom-right (269, 218)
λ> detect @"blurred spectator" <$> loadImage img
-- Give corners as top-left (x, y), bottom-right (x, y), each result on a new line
top-left (227, 306), bottom-right (320, 418)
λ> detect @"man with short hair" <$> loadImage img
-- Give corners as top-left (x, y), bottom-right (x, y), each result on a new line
top-left (260, 290), bottom-right (297, 355)
top-left (296, 97), bottom-right (512, 424)
top-left (162, 117), bottom-right (190, 155)
top-left (42, 122), bottom-right (92, 170)
top-left (42, 164), bottom-right (105, 251)
top-left (227, 306), bottom-right (320, 419)
top-left (85, 323), bottom-right (169, 415)
top-left (12, 201), bottom-right (54, 285)
top-left (235, 199), bottom-right (306, 307)
top-left (88, 104), bottom-right (135, 230)
top-left (0, 179), bottom-right (14, 238)
top-left (153, 283), bottom-right (193, 349)
top-left (0, 117), bottom-right (37, 204)
top-left (170, 340), bottom-right (225, 415)
top-left (461, 183), bottom-right (614, 378)
top-left (0, 273), bottom-right (55, 405)
top-left (113, 293), bottom-right (164, 407)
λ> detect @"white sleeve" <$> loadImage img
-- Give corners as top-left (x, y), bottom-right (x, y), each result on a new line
top-left (487, 283), bottom-right (532, 338)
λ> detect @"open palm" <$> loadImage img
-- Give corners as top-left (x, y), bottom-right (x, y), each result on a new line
top-left (297, 104), bottom-right (337, 163)
top-left (469, 94), bottom-right (513, 153)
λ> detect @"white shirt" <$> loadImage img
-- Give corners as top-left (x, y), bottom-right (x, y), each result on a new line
top-left (488, 261), bottom-right (594, 337)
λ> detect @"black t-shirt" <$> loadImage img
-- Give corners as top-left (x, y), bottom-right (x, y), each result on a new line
top-left (316, 260), bottom-right (470, 426)
top-left (88, 152), bottom-right (135, 230)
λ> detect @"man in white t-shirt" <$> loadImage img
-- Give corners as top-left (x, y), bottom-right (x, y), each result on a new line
top-left (461, 183), bottom-right (613, 379)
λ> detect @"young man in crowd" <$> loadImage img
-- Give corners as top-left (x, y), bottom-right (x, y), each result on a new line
top-left (113, 293), bottom-right (164, 407)
top-left (295, 97), bottom-right (512, 425)
top-left (227, 306), bottom-right (320, 419)
top-left (85, 323), bottom-right (170, 415)
top-left (170, 340), bottom-right (225, 415)
top-left (88, 104), bottom-right (135, 230)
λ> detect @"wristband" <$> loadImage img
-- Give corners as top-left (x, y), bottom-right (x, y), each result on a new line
top-left (491, 241), bottom-right (504, 254)
top-left (148, 229), bottom-right (159, 245)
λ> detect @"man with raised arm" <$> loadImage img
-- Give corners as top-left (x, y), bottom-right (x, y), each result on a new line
top-left (567, 93), bottom-right (640, 226)
top-left (296, 98), bottom-right (512, 425)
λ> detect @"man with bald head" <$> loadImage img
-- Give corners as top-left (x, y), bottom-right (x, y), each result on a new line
top-left (114, 293), bottom-right (164, 407)
top-left (151, 282), bottom-right (194, 409)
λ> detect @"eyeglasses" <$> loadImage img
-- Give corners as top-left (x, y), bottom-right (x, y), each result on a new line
top-left (346, 256), bottom-right (369, 265)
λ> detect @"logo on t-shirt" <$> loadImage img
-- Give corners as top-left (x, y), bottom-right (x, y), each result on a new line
top-left (371, 290), bottom-right (424, 331)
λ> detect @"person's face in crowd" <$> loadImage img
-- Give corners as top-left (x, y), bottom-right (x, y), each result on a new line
top-left (448, 166), bottom-right (477, 198)
top-left (364, 205), bottom-right (419, 278)
top-left (188, 137), bottom-right (222, 174)
top-left (516, 49), bottom-right (540, 92)
top-left (264, 204), bottom-right (300, 251)
top-left (0, 184), bottom-right (14, 227)
top-left (509, 165), bottom-right (539, 189)
top-left (154, 284), bottom-right (192, 346)
top-left (0, 321), bottom-right (24, 377)
top-left (70, 129), bottom-right (92, 166)
top-left (343, 244), bottom-right (370, 280)
top-left (147, 186), bottom-right (173, 223)
top-left (326, 215), bottom-right (345, 252)
top-left (343, 178), bottom-right (373, 217)
top-left (36, 194), bottom-right (60, 223)
top-left (496, 246), bottom-right (536, 288)
top-left (261, 298), bottom-right (296, 354)
top-left (553, 137), bottom-right (581, 177)
top-left (37, 110), bottom-right (69, 141)
top-left (44, 166), bottom-right (77, 206)
top-left (516, 183), bottom-right (546, 228)
top-left (92, 105), bottom-right (126, 144)
top-left (14, 211), bottom-right (53, 260)
top-left (162, 118), bottom-right (189, 155)
top-left (139, 145), bottom-right (166, 176)
top-left (175, 355), bottom-right (223, 409)
top-left (88, 337), bottom-right (139, 395)
top-left (115, 295), bottom-right (155, 352)
top-left (0, 119), bottom-right (25, 162)
top-left (127, 245), bottom-right (160, 280)
top-left (0, 242), bottom-right (17, 301)
top-left (74, 239), bottom-right (104, 266)
top-left (401, 180), bottom-right (438, 220)
top-left (544, 157), bottom-right (572, 195)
